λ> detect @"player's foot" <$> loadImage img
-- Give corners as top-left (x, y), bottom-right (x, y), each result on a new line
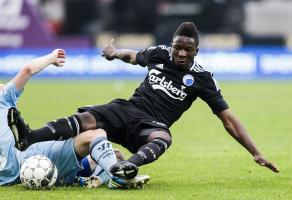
top-left (108, 175), bottom-right (150, 189)
top-left (7, 107), bottom-right (30, 151)
top-left (109, 160), bottom-right (138, 180)
top-left (75, 176), bottom-right (102, 188)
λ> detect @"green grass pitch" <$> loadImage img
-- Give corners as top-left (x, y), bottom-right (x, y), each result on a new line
top-left (1, 79), bottom-right (292, 200)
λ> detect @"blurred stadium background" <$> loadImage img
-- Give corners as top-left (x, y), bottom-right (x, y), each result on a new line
top-left (1, 0), bottom-right (292, 80)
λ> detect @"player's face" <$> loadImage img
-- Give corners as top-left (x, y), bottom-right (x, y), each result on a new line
top-left (171, 36), bottom-right (198, 70)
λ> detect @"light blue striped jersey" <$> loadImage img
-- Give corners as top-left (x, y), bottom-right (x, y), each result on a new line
top-left (0, 81), bottom-right (22, 185)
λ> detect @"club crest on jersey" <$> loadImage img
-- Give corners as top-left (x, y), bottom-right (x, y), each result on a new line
top-left (148, 69), bottom-right (187, 101)
top-left (183, 74), bottom-right (194, 86)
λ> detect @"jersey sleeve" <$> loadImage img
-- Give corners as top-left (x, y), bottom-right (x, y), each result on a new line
top-left (136, 46), bottom-right (168, 67)
top-left (198, 73), bottom-right (229, 114)
top-left (0, 81), bottom-right (23, 107)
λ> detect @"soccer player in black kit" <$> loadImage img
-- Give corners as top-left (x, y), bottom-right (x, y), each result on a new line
top-left (10, 22), bottom-right (279, 185)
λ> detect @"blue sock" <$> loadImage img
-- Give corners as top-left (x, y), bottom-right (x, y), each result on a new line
top-left (89, 136), bottom-right (117, 175)
top-left (77, 157), bottom-right (92, 177)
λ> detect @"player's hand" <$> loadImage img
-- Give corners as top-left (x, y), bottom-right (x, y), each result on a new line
top-left (102, 39), bottom-right (117, 61)
top-left (254, 154), bottom-right (280, 173)
top-left (51, 49), bottom-right (66, 67)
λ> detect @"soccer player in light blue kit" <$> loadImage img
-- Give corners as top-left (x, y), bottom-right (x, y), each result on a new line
top-left (0, 49), bottom-right (122, 187)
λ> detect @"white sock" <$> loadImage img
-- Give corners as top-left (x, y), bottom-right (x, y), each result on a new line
top-left (89, 136), bottom-right (117, 175)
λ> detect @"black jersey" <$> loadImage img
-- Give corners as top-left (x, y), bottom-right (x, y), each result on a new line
top-left (128, 45), bottom-right (229, 127)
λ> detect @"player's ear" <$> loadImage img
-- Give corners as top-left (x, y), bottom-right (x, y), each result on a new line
top-left (195, 47), bottom-right (199, 56)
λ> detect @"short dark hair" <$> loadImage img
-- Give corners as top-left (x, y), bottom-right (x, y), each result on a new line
top-left (173, 22), bottom-right (199, 46)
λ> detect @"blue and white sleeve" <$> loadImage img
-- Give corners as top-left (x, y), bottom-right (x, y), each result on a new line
top-left (1, 81), bottom-right (23, 107)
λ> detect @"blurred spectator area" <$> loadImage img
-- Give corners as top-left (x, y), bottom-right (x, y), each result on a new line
top-left (27, 0), bottom-right (292, 49)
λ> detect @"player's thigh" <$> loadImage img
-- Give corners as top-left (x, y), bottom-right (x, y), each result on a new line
top-left (76, 112), bottom-right (97, 130)
top-left (77, 103), bottom-right (128, 145)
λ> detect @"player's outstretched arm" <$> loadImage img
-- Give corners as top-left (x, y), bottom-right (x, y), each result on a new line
top-left (216, 109), bottom-right (280, 173)
top-left (13, 49), bottom-right (66, 91)
top-left (102, 39), bottom-right (138, 65)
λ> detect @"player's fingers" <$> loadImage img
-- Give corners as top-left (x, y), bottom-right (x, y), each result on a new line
top-left (56, 58), bottom-right (66, 67)
top-left (58, 49), bottom-right (65, 54)
top-left (58, 55), bottom-right (66, 59)
top-left (102, 49), bottom-right (111, 58)
top-left (56, 49), bottom-right (65, 56)
top-left (58, 50), bottom-right (65, 55)
top-left (58, 52), bottom-right (65, 57)
top-left (254, 157), bottom-right (264, 165)
top-left (60, 52), bottom-right (66, 56)
top-left (57, 63), bottom-right (64, 67)
top-left (265, 163), bottom-right (280, 173)
top-left (58, 54), bottom-right (66, 58)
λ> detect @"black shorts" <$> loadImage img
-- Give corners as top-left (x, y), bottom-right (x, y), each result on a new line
top-left (77, 99), bottom-right (171, 153)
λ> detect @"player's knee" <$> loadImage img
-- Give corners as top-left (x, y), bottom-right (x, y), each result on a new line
top-left (83, 129), bottom-right (107, 144)
top-left (148, 131), bottom-right (172, 149)
top-left (161, 134), bottom-right (172, 147)
top-left (77, 112), bottom-right (97, 131)
top-left (74, 129), bottom-right (108, 156)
